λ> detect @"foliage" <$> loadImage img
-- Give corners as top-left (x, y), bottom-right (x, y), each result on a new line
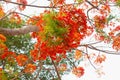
top-left (0, 0), bottom-right (120, 80)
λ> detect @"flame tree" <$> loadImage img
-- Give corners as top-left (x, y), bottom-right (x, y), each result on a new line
top-left (0, 0), bottom-right (120, 80)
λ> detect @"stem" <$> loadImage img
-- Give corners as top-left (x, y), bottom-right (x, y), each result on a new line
top-left (34, 61), bottom-right (43, 80)
top-left (85, 46), bottom-right (97, 70)
top-left (79, 43), bottom-right (120, 55)
top-left (0, 12), bottom-right (12, 21)
top-left (2, 0), bottom-right (57, 8)
top-left (51, 58), bottom-right (61, 80)
top-left (11, 70), bottom-right (25, 80)
top-left (47, 68), bottom-right (55, 80)
top-left (85, 0), bottom-right (99, 10)
top-left (88, 45), bottom-right (120, 55)
top-left (66, 57), bottom-right (76, 68)
top-left (79, 41), bottom-right (102, 47)
top-left (0, 12), bottom-right (34, 21)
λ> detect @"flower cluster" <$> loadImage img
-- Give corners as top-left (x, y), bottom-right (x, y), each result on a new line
top-left (16, 54), bottom-right (28, 66)
top-left (72, 66), bottom-right (84, 77)
top-left (0, 6), bottom-right (5, 18)
top-left (94, 15), bottom-right (106, 29)
top-left (30, 8), bottom-right (88, 61)
top-left (24, 63), bottom-right (36, 73)
top-left (10, 12), bottom-right (21, 24)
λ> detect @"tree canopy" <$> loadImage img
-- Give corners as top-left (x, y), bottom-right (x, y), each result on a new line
top-left (0, 0), bottom-right (120, 80)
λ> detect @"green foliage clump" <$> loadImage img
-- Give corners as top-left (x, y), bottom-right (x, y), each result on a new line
top-left (0, 17), bottom-right (34, 54)
top-left (5, 34), bottom-right (34, 54)
top-left (41, 11), bottom-right (68, 45)
top-left (116, 0), bottom-right (120, 6)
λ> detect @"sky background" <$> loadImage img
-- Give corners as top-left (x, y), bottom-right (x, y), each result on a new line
top-left (2, 0), bottom-right (120, 80)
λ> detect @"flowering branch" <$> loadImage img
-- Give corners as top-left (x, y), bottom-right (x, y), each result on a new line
top-left (85, 46), bottom-right (97, 70)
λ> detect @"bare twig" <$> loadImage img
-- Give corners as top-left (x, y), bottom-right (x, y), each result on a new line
top-left (88, 45), bottom-right (120, 55)
top-left (51, 58), bottom-right (61, 80)
top-left (85, 46), bottom-right (97, 70)
top-left (66, 57), bottom-right (76, 68)
top-left (85, 0), bottom-right (99, 10)
top-left (79, 41), bottom-right (102, 47)
top-left (2, 0), bottom-right (57, 8)
top-left (0, 12), bottom-right (12, 21)
top-left (33, 61), bottom-right (43, 80)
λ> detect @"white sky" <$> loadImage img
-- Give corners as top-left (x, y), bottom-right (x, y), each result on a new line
top-left (2, 0), bottom-right (120, 80)
top-left (62, 54), bottom-right (120, 80)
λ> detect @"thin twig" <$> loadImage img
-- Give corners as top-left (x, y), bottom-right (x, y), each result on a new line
top-left (11, 69), bottom-right (25, 80)
top-left (51, 58), bottom-right (61, 80)
top-left (85, 0), bottom-right (99, 10)
top-left (66, 57), bottom-right (76, 68)
top-left (87, 7), bottom-right (95, 27)
top-left (33, 61), bottom-right (43, 80)
top-left (0, 12), bottom-right (12, 20)
top-left (85, 46), bottom-right (97, 70)
top-left (14, 12), bottom-right (35, 19)
top-left (79, 41), bottom-right (102, 47)
top-left (2, 0), bottom-right (57, 8)
top-left (88, 45), bottom-right (120, 55)
top-left (46, 68), bottom-right (55, 80)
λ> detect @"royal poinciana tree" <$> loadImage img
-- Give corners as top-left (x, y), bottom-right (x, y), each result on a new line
top-left (0, 0), bottom-right (120, 80)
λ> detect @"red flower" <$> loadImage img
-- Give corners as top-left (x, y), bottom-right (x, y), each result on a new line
top-left (24, 63), bottom-right (36, 73)
top-left (94, 15), bottom-right (106, 29)
top-left (0, 34), bottom-right (6, 42)
top-left (94, 54), bottom-right (106, 64)
top-left (112, 36), bottom-right (120, 51)
top-left (17, 0), bottom-right (27, 11)
top-left (16, 54), bottom-right (28, 66)
top-left (72, 67), bottom-right (85, 77)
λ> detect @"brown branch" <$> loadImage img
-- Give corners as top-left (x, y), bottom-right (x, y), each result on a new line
top-left (87, 7), bottom-right (95, 27)
top-left (85, 0), bottom-right (99, 10)
top-left (46, 68), bottom-right (55, 80)
top-left (34, 61), bottom-right (43, 80)
top-left (79, 42), bottom-right (120, 55)
top-left (51, 58), bottom-right (61, 80)
top-left (85, 46), bottom-right (97, 70)
top-left (79, 41), bottom-right (102, 47)
top-left (88, 45), bottom-right (120, 55)
top-left (0, 25), bottom-right (39, 36)
top-left (2, 0), bottom-right (57, 8)
top-left (0, 12), bottom-right (33, 21)
top-left (0, 12), bottom-right (13, 21)
top-left (66, 57), bottom-right (76, 68)
top-left (11, 69), bottom-right (25, 80)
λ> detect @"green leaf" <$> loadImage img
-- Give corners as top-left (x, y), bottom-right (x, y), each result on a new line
top-left (116, 0), bottom-right (120, 6)
top-left (5, 34), bottom-right (34, 54)
top-left (1, 70), bottom-right (8, 80)
top-left (107, 15), bottom-right (115, 23)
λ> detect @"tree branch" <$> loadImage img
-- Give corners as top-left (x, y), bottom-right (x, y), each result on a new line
top-left (85, 0), bottom-right (99, 10)
top-left (0, 25), bottom-right (39, 36)
top-left (1, 0), bottom-right (57, 8)
top-left (85, 46), bottom-right (97, 70)
top-left (88, 45), bottom-right (120, 55)
top-left (34, 61), bottom-right (43, 80)
top-left (51, 58), bottom-right (61, 80)
top-left (66, 57), bottom-right (76, 68)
